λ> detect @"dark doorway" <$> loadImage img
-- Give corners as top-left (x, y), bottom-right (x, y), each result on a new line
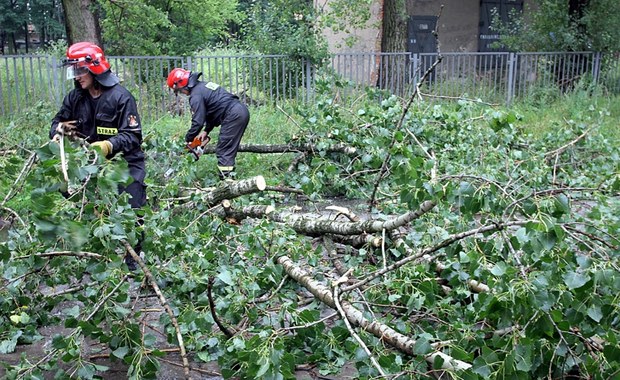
top-left (407, 16), bottom-right (438, 54)
top-left (478, 0), bottom-right (524, 52)
top-left (407, 16), bottom-right (439, 82)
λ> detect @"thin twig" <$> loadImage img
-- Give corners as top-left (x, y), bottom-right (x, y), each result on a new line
top-left (122, 241), bottom-right (192, 379)
top-left (544, 126), bottom-right (594, 159)
top-left (59, 134), bottom-right (70, 183)
top-left (207, 276), bottom-right (236, 339)
top-left (1, 206), bottom-right (32, 241)
top-left (1, 152), bottom-right (37, 207)
top-left (343, 219), bottom-right (530, 293)
top-left (368, 6), bottom-right (444, 209)
top-left (255, 275), bottom-right (289, 303)
top-left (332, 269), bottom-right (386, 377)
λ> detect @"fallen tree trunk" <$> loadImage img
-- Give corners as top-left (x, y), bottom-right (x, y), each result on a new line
top-left (200, 143), bottom-right (357, 155)
top-left (267, 200), bottom-right (436, 235)
top-left (216, 202), bottom-right (275, 222)
top-left (327, 233), bottom-right (382, 248)
top-left (277, 255), bottom-right (472, 371)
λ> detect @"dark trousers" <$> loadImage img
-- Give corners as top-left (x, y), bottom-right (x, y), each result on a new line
top-left (119, 180), bottom-right (146, 255)
top-left (216, 102), bottom-right (249, 173)
top-left (119, 180), bottom-right (147, 209)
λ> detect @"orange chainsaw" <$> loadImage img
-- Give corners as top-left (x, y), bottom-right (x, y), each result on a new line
top-left (186, 135), bottom-right (210, 161)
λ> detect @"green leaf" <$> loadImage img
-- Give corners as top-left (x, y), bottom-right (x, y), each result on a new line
top-left (217, 269), bottom-right (234, 285)
top-left (491, 262), bottom-right (507, 276)
top-left (62, 305), bottom-right (80, 318)
top-left (112, 346), bottom-right (129, 359)
top-left (587, 305), bottom-right (603, 322)
top-left (563, 271), bottom-right (590, 289)
top-left (0, 331), bottom-right (21, 354)
top-left (413, 336), bottom-right (432, 355)
top-left (514, 344), bottom-right (533, 372)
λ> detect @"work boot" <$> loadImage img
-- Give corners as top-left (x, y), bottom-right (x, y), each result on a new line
top-left (124, 253), bottom-right (138, 272)
top-left (218, 169), bottom-right (235, 181)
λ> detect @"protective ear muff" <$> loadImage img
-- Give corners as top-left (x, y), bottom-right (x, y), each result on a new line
top-left (85, 55), bottom-right (100, 65)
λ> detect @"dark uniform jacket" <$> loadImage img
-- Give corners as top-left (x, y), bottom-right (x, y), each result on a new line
top-left (185, 80), bottom-right (239, 143)
top-left (50, 84), bottom-right (146, 184)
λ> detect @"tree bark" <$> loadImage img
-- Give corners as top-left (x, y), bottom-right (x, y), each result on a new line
top-left (381, 0), bottom-right (408, 53)
top-left (267, 200), bottom-right (436, 236)
top-left (277, 255), bottom-right (472, 371)
top-left (379, 0), bottom-right (409, 93)
top-left (200, 176), bottom-right (267, 207)
top-left (62, 0), bottom-right (102, 46)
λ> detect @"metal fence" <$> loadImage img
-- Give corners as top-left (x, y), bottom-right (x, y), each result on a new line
top-left (1, 51), bottom-right (618, 119)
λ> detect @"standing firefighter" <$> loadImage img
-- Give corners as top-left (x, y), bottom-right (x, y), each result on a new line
top-left (50, 42), bottom-right (146, 271)
top-left (167, 68), bottom-right (250, 180)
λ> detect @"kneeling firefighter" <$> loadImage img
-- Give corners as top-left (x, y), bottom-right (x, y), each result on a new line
top-left (167, 68), bottom-right (250, 180)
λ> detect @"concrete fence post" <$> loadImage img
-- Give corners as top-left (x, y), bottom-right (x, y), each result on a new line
top-left (507, 52), bottom-right (517, 105)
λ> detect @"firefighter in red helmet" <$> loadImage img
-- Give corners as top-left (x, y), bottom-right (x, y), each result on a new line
top-left (167, 68), bottom-right (249, 180)
top-left (50, 42), bottom-right (147, 271)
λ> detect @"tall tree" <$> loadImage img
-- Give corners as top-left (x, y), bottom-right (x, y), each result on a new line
top-left (240, 0), bottom-right (327, 60)
top-left (378, 0), bottom-right (410, 92)
top-left (30, 0), bottom-right (66, 46)
top-left (62, 0), bottom-right (102, 45)
top-left (99, 0), bottom-right (241, 56)
top-left (380, 0), bottom-right (408, 53)
top-left (0, 0), bottom-right (26, 54)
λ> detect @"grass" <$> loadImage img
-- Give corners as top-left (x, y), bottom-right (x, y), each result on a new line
top-left (2, 88), bottom-right (618, 184)
top-left (513, 90), bottom-right (620, 140)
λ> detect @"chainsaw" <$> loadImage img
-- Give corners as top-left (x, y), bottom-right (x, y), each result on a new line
top-left (186, 135), bottom-right (210, 161)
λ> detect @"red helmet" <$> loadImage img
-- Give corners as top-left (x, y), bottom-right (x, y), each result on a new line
top-left (65, 42), bottom-right (110, 75)
top-left (167, 68), bottom-right (190, 91)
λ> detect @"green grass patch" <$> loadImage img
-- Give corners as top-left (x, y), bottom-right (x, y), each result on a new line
top-left (514, 91), bottom-right (620, 140)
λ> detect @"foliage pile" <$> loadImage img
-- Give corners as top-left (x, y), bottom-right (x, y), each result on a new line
top-left (0, 80), bottom-right (619, 379)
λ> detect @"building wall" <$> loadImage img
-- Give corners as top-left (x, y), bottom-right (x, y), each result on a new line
top-left (409, 0), bottom-right (480, 52)
top-left (319, 0), bottom-right (536, 54)
top-left (315, 0), bottom-right (384, 53)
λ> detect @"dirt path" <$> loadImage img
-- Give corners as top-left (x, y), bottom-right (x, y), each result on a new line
top-left (0, 275), bottom-right (357, 379)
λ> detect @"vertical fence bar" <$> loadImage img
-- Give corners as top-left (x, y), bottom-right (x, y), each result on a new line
top-left (0, 57), bottom-right (4, 115)
top-left (592, 52), bottom-right (601, 85)
top-left (507, 53), bottom-right (516, 105)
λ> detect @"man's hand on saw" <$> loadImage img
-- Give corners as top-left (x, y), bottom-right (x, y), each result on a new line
top-left (197, 131), bottom-right (211, 145)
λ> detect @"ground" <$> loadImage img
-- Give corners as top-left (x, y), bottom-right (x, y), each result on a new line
top-left (1, 271), bottom-right (358, 379)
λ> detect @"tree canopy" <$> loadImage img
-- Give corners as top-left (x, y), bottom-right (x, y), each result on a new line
top-left (492, 0), bottom-right (620, 52)
top-left (99, 0), bottom-right (243, 56)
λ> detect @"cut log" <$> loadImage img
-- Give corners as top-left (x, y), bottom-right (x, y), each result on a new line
top-left (216, 204), bottom-right (275, 222)
top-left (277, 255), bottom-right (472, 371)
top-left (201, 176), bottom-right (266, 206)
top-left (327, 233), bottom-right (382, 248)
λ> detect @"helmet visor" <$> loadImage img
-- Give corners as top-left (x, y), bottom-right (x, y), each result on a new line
top-left (66, 65), bottom-right (90, 80)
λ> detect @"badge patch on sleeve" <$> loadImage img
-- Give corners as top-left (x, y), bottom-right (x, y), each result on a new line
top-left (206, 82), bottom-right (220, 90)
top-left (128, 114), bottom-right (139, 127)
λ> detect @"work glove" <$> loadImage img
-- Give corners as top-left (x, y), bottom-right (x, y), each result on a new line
top-left (51, 120), bottom-right (79, 142)
top-left (91, 140), bottom-right (113, 157)
top-left (55, 120), bottom-right (79, 135)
